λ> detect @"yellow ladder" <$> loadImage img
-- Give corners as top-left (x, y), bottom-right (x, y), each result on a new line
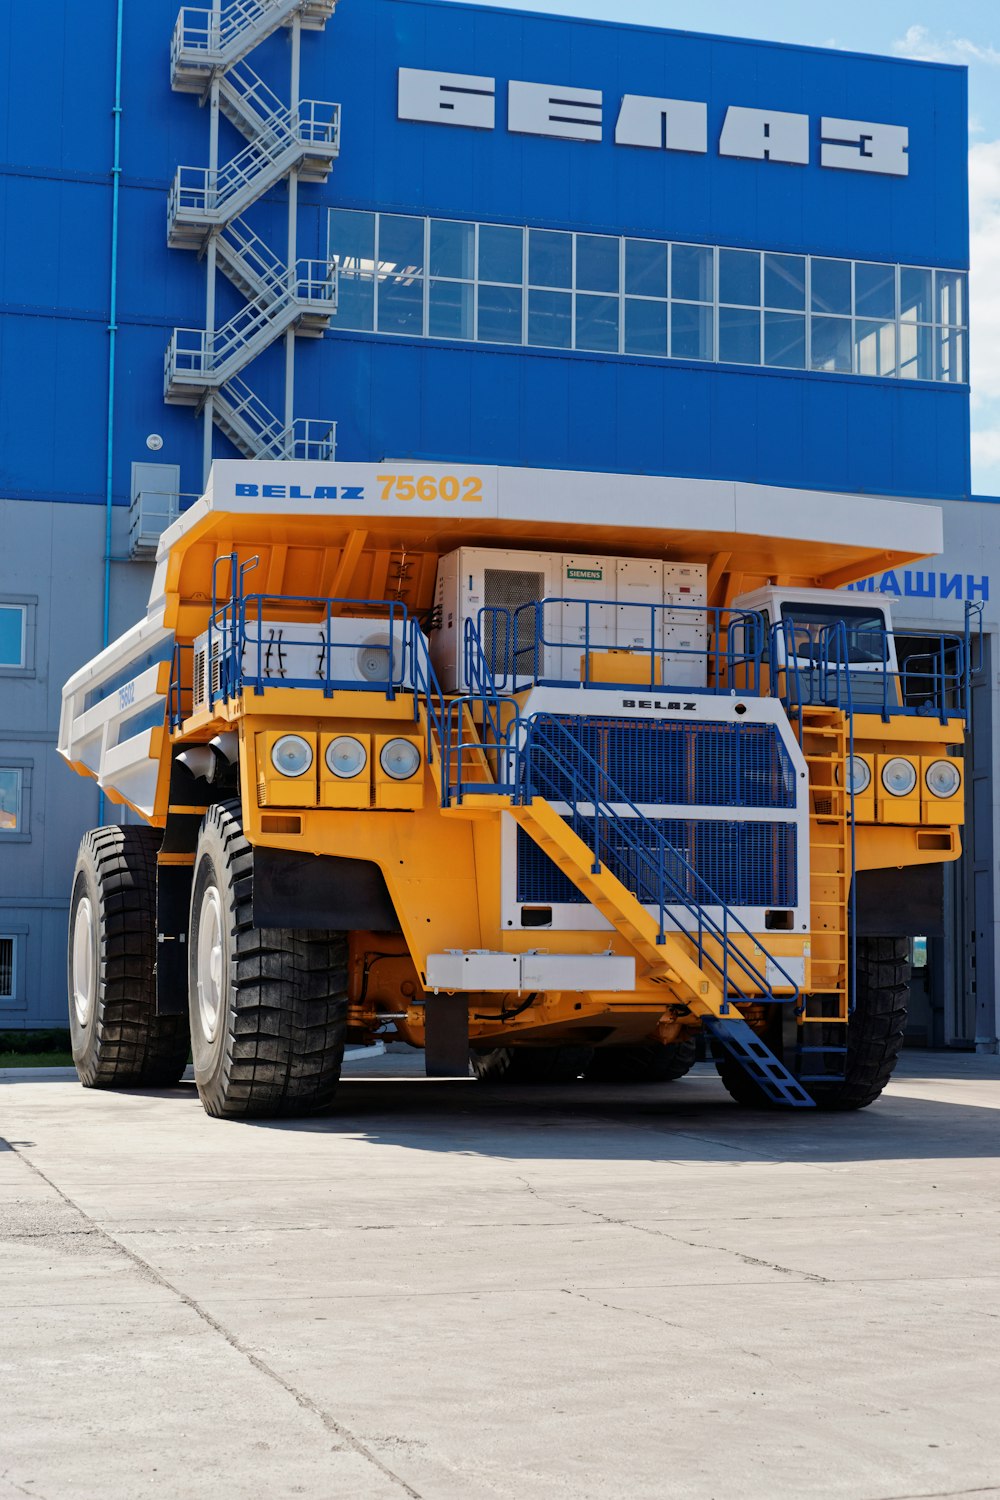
top-left (798, 707), bottom-right (851, 1065)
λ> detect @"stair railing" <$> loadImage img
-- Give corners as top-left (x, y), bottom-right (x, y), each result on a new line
top-left (516, 714), bottom-right (801, 1007)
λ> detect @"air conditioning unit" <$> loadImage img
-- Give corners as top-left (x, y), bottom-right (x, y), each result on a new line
top-left (431, 547), bottom-right (561, 691)
top-left (192, 616), bottom-right (421, 705)
top-left (192, 636), bottom-right (223, 712)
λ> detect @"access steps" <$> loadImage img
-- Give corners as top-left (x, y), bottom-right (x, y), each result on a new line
top-left (426, 705), bottom-right (816, 1109)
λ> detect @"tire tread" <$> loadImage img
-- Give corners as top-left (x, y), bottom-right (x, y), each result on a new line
top-left (195, 801), bottom-right (347, 1119)
top-left (73, 824), bottom-right (189, 1089)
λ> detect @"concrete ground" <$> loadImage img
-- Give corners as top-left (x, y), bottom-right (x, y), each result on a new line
top-left (2, 1052), bottom-right (1000, 1500)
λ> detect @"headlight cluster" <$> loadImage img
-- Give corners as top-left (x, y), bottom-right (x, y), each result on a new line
top-left (874, 755), bottom-right (961, 799)
top-left (262, 729), bottom-right (424, 812)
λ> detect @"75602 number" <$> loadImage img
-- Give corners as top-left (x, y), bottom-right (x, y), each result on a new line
top-left (377, 473), bottom-right (484, 504)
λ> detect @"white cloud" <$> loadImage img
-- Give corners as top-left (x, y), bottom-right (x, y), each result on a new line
top-left (893, 24), bottom-right (1000, 66)
top-left (970, 139), bottom-right (1000, 493)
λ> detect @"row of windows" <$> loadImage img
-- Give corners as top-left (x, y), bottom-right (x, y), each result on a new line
top-left (328, 211), bottom-right (969, 383)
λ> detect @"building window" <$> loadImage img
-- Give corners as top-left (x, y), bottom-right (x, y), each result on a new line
top-left (0, 937), bottom-right (14, 1000)
top-left (0, 768), bottom-right (23, 833)
top-left (328, 210), bottom-right (969, 386)
top-left (0, 604), bottom-right (26, 669)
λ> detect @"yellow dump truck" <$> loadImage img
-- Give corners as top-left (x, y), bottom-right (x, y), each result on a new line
top-left (58, 460), bottom-right (973, 1117)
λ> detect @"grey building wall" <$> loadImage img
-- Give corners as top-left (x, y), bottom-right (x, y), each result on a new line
top-left (0, 500), bottom-right (153, 1029)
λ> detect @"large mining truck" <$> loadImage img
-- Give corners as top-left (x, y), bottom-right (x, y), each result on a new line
top-left (58, 460), bottom-right (973, 1116)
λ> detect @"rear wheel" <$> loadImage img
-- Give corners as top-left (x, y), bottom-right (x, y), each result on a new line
top-left (585, 1038), bottom-right (696, 1084)
top-left (188, 801), bottom-right (347, 1119)
top-left (67, 825), bottom-right (190, 1089)
top-left (471, 1045), bottom-right (593, 1086)
top-left (714, 936), bottom-right (910, 1111)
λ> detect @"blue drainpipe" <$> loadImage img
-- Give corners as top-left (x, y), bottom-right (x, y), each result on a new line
top-left (99, 0), bottom-right (125, 823)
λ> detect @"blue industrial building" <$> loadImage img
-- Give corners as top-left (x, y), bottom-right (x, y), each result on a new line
top-left (1, 0), bottom-right (992, 1046)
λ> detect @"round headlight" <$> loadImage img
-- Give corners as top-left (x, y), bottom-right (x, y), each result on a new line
top-left (326, 735), bottom-right (368, 780)
top-left (837, 756), bottom-right (872, 796)
top-left (881, 757), bottom-right (917, 797)
top-left (380, 738), bottom-right (421, 781)
top-left (925, 759), bottom-right (962, 799)
top-left (270, 734), bottom-right (313, 778)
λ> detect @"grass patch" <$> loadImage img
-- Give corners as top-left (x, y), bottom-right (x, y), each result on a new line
top-left (0, 1051), bottom-right (74, 1069)
top-left (0, 1030), bottom-right (74, 1068)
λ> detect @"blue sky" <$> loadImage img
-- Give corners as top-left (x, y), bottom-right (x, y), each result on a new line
top-left (449, 0), bottom-right (1000, 494)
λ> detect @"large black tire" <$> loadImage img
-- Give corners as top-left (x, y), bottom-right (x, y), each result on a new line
top-left (471, 1045), bottom-right (594, 1085)
top-left (188, 800), bottom-right (347, 1119)
top-left (68, 825), bottom-right (190, 1089)
top-left (714, 936), bottom-right (910, 1111)
top-left (808, 937), bottom-right (910, 1111)
top-left (585, 1038), bottom-right (697, 1084)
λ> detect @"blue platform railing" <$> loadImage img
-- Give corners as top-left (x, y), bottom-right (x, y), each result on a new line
top-left (771, 615), bottom-right (971, 726)
top-left (477, 599), bottom-right (767, 695)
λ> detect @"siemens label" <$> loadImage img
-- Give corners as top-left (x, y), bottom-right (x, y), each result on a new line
top-left (398, 69), bottom-right (909, 177)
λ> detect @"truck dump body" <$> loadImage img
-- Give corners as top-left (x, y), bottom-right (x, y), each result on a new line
top-left (59, 461), bottom-right (972, 1116)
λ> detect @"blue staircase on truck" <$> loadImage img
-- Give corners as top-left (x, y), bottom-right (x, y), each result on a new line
top-left (435, 627), bottom-right (816, 1108)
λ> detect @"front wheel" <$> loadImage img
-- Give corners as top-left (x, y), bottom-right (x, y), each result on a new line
top-left (714, 936), bottom-right (910, 1111)
top-left (807, 937), bottom-right (910, 1111)
top-left (67, 825), bottom-right (190, 1089)
top-left (188, 801), bottom-right (348, 1119)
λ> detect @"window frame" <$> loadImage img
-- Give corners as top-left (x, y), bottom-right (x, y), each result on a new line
top-left (326, 209), bottom-right (969, 385)
top-left (0, 597), bottom-right (36, 678)
top-left (0, 760), bottom-right (32, 843)
top-left (0, 934), bottom-right (17, 1001)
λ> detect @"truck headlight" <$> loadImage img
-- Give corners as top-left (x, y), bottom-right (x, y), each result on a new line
top-left (380, 738), bottom-right (421, 781)
top-left (326, 735), bottom-right (367, 780)
top-left (925, 759), bottom-right (962, 798)
top-left (270, 734), bottom-right (314, 778)
top-left (837, 756), bottom-right (871, 795)
top-left (881, 757), bottom-right (917, 797)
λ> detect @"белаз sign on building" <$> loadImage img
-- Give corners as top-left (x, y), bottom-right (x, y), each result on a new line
top-left (398, 67), bottom-right (910, 176)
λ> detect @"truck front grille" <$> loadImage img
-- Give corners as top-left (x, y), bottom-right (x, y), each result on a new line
top-left (516, 819), bottom-right (797, 910)
top-left (536, 716), bottom-right (796, 810)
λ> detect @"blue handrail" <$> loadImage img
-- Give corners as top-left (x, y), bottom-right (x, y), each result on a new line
top-left (771, 616), bottom-right (967, 725)
top-left (409, 626), bottom-right (448, 768)
top-left (473, 599), bottom-right (766, 695)
top-left (516, 712), bottom-right (801, 1008)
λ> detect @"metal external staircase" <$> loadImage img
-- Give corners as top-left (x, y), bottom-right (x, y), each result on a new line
top-left (166, 0), bottom-right (340, 462)
top-left (171, 1), bottom-right (337, 92)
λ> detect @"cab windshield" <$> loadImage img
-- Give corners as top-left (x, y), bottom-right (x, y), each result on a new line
top-left (779, 602), bottom-right (889, 666)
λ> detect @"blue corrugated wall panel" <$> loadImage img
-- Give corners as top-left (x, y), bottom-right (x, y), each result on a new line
top-left (0, 0), bottom-right (971, 507)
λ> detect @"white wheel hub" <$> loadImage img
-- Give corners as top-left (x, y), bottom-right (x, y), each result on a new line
top-left (71, 896), bottom-right (96, 1028)
top-left (196, 884), bottom-right (226, 1044)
